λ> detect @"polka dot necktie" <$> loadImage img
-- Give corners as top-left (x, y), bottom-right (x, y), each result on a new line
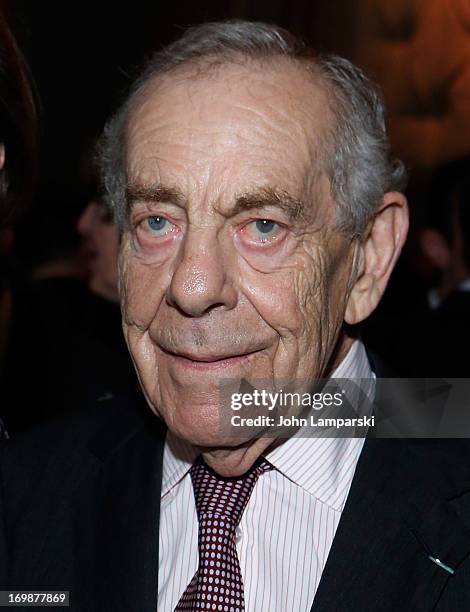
top-left (174, 455), bottom-right (273, 612)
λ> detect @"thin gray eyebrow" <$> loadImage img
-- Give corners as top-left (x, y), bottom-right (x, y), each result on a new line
top-left (125, 183), bottom-right (185, 210)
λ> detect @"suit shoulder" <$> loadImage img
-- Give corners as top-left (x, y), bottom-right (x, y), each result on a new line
top-left (1, 393), bottom-right (164, 514)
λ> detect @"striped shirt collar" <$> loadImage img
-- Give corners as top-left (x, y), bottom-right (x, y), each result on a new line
top-left (265, 340), bottom-right (374, 510)
top-left (161, 339), bottom-right (374, 508)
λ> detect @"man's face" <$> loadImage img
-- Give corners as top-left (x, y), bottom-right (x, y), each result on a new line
top-left (120, 60), bottom-right (357, 446)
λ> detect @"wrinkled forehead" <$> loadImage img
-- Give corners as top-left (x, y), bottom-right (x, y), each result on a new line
top-left (125, 58), bottom-right (335, 208)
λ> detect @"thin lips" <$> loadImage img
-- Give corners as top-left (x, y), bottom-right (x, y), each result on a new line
top-left (160, 346), bottom-right (259, 363)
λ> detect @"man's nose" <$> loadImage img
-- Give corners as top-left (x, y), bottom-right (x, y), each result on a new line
top-left (166, 233), bottom-right (237, 317)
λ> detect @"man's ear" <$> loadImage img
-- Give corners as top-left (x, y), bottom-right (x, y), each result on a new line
top-left (345, 191), bottom-right (409, 325)
top-left (0, 144), bottom-right (5, 172)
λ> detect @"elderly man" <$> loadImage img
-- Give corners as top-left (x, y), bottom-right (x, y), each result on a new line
top-left (3, 20), bottom-right (470, 612)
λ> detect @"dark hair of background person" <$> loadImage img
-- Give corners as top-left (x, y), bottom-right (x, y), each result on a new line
top-left (0, 7), bottom-right (39, 436)
top-left (0, 9), bottom-right (38, 228)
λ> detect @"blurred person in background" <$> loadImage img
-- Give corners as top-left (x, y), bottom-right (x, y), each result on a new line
top-left (0, 3), bottom-right (38, 585)
top-left (362, 156), bottom-right (470, 376)
top-left (0, 10), bottom-right (37, 227)
top-left (418, 156), bottom-right (470, 375)
top-left (1, 152), bottom-right (137, 433)
top-left (77, 194), bottom-right (120, 303)
top-left (0, 7), bottom-right (38, 426)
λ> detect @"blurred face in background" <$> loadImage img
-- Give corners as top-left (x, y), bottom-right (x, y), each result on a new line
top-left (77, 200), bottom-right (120, 303)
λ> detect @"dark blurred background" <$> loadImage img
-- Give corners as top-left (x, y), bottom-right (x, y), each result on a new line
top-left (1, 0), bottom-right (470, 432)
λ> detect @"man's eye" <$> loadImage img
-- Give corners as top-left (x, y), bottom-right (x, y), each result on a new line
top-left (246, 219), bottom-right (281, 241)
top-left (142, 215), bottom-right (172, 235)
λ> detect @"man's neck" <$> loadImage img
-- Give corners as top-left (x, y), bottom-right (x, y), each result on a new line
top-left (325, 332), bottom-right (356, 377)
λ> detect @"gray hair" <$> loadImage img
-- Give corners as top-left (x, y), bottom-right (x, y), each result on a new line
top-left (98, 20), bottom-right (407, 236)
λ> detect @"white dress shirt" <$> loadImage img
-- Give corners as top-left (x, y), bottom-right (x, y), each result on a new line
top-left (158, 340), bottom-right (375, 611)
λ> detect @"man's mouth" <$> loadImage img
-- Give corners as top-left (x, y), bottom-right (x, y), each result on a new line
top-left (159, 347), bottom-right (262, 370)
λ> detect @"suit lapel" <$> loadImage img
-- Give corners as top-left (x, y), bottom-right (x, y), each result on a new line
top-left (36, 399), bottom-right (166, 612)
top-left (311, 438), bottom-right (470, 611)
top-left (83, 416), bottom-right (165, 612)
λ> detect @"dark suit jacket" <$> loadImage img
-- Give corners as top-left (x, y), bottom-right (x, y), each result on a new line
top-left (1, 278), bottom-right (138, 433)
top-left (1, 390), bottom-right (470, 611)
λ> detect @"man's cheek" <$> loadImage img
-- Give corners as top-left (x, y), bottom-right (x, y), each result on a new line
top-left (279, 254), bottom-right (325, 331)
top-left (119, 257), bottom-right (165, 324)
top-left (241, 269), bottom-right (299, 333)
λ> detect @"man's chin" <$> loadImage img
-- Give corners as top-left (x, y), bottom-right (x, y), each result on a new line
top-left (149, 396), bottom-right (259, 447)
top-left (170, 423), bottom-right (251, 449)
